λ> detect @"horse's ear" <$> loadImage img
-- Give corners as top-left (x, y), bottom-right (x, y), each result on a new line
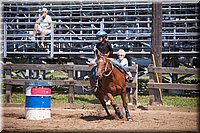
top-left (106, 57), bottom-right (111, 62)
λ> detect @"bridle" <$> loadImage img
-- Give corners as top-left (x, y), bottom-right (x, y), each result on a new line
top-left (103, 61), bottom-right (113, 77)
top-left (96, 48), bottom-right (113, 77)
top-left (97, 55), bottom-right (113, 77)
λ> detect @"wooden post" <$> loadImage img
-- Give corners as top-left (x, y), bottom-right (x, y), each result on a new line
top-left (150, 0), bottom-right (163, 104)
top-left (5, 62), bottom-right (12, 103)
top-left (131, 64), bottom-right (138, 106)
top-left (67, 62), bottom-right (74, 103)
top-left (169, 56), bottom-right (182, 95)
top-left (41, 70), bottom-right (46, 79)
top-left (33, 70), bottom-right (39, 79)
top-left (148, 64), bottom-right (163, 105)
top-left (148, 64), bottom-right (156, 105)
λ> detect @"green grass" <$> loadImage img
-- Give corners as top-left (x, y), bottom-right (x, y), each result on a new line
top-left (11, 70), bottom-right (68, 80)
top-left (162, 96), bottom-right (199, 107)
top-left (2, 93), bottom-right (199, 108)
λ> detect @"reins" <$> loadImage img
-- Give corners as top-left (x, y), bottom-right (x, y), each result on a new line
top-left (103, 61), bottom-right (113, 77)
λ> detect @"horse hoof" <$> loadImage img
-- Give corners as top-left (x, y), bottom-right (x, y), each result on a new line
top-left (127, 117), bottom-right (133, 121)
top-left (119, 115), bottom-right (123, 119)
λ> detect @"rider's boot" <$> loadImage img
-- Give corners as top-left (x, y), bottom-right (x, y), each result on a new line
top-left (92, 80), bottom-right (98, 92)
top-left (114, 63), bottom-right (133, 82)
top-left (122, 70), bottom-right (133, 83)
top-left (125, 74), bottom-right (133, 83)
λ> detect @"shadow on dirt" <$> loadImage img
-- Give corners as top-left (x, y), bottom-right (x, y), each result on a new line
top-left (137, 105), bottom-right (148, 110)
top-left (80, 115), bottom-right (114, 121)
top-left (18, 116), bottom-right (26, 119)
top-left (4, 112), bottom-right (26, 119)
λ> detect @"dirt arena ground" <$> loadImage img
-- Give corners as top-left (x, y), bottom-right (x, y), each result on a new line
top-left (2, 103), bottom-right (199, 133)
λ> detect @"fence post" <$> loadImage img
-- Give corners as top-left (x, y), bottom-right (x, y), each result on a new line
top-left (5, 62), bottom-right (12, 103)
top-left (67, 62), bottom-right (74, 103)
top-left (50, 22), bottom-right (54, 58)
top-left (148, 64), bottom-right (163, 105)
top-left (150, 1), bottom-right (163, 105)
top-left (4, 22), bottom-right (7, 58)
top-left (148, 64), bottom-right (155, 105)
top-left (132, 64), bottom-right (138, 106)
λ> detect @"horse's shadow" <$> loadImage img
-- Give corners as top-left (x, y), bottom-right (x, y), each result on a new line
top-left (137, 105), bottom-right (148, 110)
top-left (80, 115), bottom-right (114, 121)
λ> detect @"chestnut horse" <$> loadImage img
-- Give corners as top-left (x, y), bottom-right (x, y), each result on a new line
top-left (91, 51), bottom-right (132, 121)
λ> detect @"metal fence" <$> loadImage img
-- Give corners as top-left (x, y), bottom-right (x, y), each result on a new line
top-left (2, 0), bottom-right (199, 58)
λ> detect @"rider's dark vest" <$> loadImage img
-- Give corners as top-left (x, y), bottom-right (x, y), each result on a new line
top-left (96, 41), bottom-right (113, 55)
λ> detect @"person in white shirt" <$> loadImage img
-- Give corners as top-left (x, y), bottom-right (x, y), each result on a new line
top-left (116, 49), bottom-right (133, 105)
top-left (31, 8), bottom-right (52, 48)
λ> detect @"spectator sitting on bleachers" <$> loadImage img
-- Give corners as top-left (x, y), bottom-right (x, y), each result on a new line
top-left (30, 8), bottom-right (52, 48)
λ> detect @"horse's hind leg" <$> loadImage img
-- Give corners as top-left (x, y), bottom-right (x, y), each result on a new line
top-left (94, 90), bottom-right (111, 116)
top-left (121, 92), bottom-right (132, 121)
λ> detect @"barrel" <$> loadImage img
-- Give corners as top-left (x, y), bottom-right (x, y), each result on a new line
top-left (25, 81), bottom-right (52, 120)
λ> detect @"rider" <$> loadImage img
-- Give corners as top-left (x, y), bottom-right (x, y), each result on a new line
top-left (88, 30), bottom-right (111, 89)
top-left (88, 30), bottom-right (133, 89)
top-left (95, 30), bottom-right (113, 56)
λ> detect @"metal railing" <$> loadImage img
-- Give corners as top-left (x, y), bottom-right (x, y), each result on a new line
top-left (2, 0), bottom-right (199, 58)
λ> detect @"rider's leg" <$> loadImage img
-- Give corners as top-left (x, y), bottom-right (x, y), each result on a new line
top-left (113, 60), bottom-right (133, 82)
top-left (33, 24), bottom-right (39, 37)
top-left (30, 24), bottom-right (39, 41)
top-left (40, 30), bottom-right (45, 48)
top-left (42, 29), bottom-right (51, 48)
top-left (90, 66), bottom-right (98, 88)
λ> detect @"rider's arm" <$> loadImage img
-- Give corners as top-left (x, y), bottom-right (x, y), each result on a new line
top-left (36, 13), bottom-right (45, 24)
top-left (86, 57), bottom-right (97, 66)
top-left (86, 61), bottom-right (96, 66)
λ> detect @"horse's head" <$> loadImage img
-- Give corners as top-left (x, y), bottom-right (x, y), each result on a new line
top-left (96, 50), bottom-right (111, 78)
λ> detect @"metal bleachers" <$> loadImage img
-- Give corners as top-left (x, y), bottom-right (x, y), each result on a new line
top-left (2, 0), bottom-right (199, 59)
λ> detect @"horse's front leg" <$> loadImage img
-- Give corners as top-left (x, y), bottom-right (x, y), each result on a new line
top-left (94, 88), bottom-right (111, 116)
top-left (121, 91), bottom-right (132, 121)
top-left (107, 93), bottom-right (123, 119)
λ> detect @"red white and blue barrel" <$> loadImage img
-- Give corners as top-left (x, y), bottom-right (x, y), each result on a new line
top-left (25, 81), bottom-right (52, 120)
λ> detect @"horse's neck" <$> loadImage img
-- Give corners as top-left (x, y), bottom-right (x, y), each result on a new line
top-left (113, 66), bottom-right (124, 76)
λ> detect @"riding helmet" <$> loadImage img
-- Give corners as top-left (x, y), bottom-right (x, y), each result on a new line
top-left (96, 30), bottom-right (107, 37)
